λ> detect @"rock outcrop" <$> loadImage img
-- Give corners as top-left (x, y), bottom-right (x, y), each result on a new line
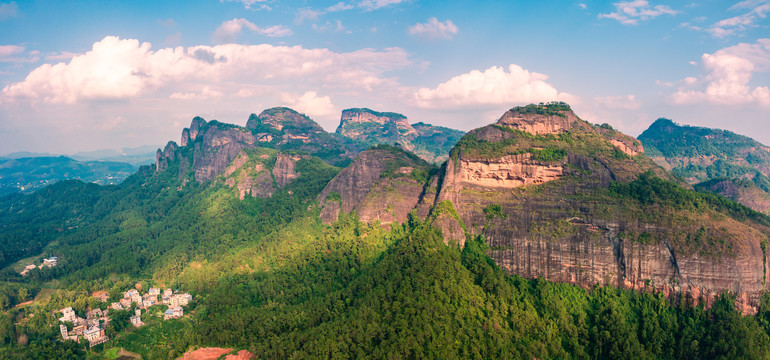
top-left (318, 146), bottom-right (432, 226)
top-left (246, 107), bottom-right (355, 166)
top-left (272, 154), bottom-right (306, 188)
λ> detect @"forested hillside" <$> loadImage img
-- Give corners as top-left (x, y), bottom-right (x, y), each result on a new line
top-left (1, 104), bottom-right (770, 358)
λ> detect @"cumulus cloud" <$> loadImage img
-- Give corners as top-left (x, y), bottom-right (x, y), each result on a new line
top-left (1, 36), bottom-right (412, 104)
top-left (598, 0), bottom-right (678, 25)
top-left (669, 39), bottom-right (770, 106)
top-left (707, 0), bottom-right (770, 38)
top-left (0, 1), bottom-right (18, 20)
top-left (213, 18), bottom-right (292, 43)
top-left (409, 18), bottom-right (458, 40)
top-left (413, 64), bottom-right (574, 109)
top-left (280, 91), bottom-right (337, 120)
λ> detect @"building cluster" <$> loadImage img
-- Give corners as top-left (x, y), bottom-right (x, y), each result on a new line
top-left (20, 256), bottom-right (57, 276)
top-left (57, 287), bottom-right (192, 346)
top-left (58, 307), bottom-right (110, 346)
top-left (109, 287), bottom-right (192, 313)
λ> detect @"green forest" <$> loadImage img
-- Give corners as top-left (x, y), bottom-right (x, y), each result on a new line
top-left (0, 154), bottom-right (767, 359)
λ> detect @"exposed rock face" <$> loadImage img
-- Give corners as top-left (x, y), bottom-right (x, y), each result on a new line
top-left (696, 179), bottom-right (770, 214)
top-left (155, 141), bottom-right (178, 172)
top-left (189, 117), bottom-right (207, 142)
top-left (336, 108), bottom-right (416, 144)
top-left (318, 148), bottom-right (431, 226)
top-left (272, 154), bottom-right (305, 188)
top-left (496, 108), bottom-right (579, 135)
top-left (432, 104), bottom-right (770, 313)
top-left (246, 107), bottom-right (355, 166)
top-left (192, 124), bottom-right (257, 182)
top-left (454, 154), bottom-right (563, 189)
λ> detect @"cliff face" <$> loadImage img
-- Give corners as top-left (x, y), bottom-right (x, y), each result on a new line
top-left (432, 103), bottom-right (770, 313)
top-left (246, 107), bottom-right (355, 166)
top-left (335, 108), bottom-right (464, 163)
top-left (317, 146), bottom-right (433, 226)
top-left (156, 109), bottom-right (350, 185)
top-left (153, 103), bottom-right (770, 313)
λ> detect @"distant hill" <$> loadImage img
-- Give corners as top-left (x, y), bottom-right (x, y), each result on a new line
top-left (336, 108), bottom-right (464, 163)
top-left (0, 156), bottom-right (137, 195)
top-left (638, 118), bottom-right (770, 213)
top-left (71, 145), bottom-right (158, 166)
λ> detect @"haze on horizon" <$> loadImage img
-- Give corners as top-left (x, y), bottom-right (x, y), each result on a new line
top-left (0, 0), bottom-right (769, 155)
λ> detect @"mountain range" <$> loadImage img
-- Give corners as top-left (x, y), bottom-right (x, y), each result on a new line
top-left (639, 118), bottom-right (770, 214)
top-left (1, 102), bottom-right (770, 358)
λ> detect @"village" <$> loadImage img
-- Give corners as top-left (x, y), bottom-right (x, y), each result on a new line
top-left (20, 256), bottom-right (58, 276)
top-left (57, 287), bottom-right (193, 347)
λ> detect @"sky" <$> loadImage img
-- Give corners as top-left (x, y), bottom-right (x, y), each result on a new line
top-left (0, 0), bottom-right (769, 154)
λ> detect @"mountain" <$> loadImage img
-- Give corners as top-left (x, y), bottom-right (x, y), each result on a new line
top-left (336, 108), bottom-right (464, 163)
top-left (2, 103), bottom-right (770, 358)
top-left (323, 102), bottom-right (769, 313)
top-left (639, 118), bottom-right (770, 213)
top-left (0, 156), bottom-right (137, 195)
top-left (318, 144), bottom-right (436, 225)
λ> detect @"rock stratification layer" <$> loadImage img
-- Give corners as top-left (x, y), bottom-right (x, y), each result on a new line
top-left (431, 103), bottom-right (768, 313)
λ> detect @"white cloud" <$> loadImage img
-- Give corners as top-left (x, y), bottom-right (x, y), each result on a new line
top-left (313, 20), bottom-right (349, 33)
top-left (170, 86), bottom-right (224, 100)
top-left (409, 18), bottom-right (458, 40)
top-left (0, 45), bottom-right (23, 58)
top-left (327, 2), bottom-right (354, 12)
top-left (44, 51), bottom-right (79, 61)
top-left (413, 64), bottom-right (574, 109)
top-left (598, 0), bottom-right (678, 25)
top-left (222, 0), bottom-right (270, 10)
top-left (669, 39), bottom-right (770, 106)
top-left (280, 91), bottom-right (337, 120)
top-left (579, 3), bottom-right (588, 10)
top-left (1, 36), bottom-right (412, 105)
top-left (707, 0), bottom-right (770, 38)
top-left (213, 18), bottom-right (292, 43)
top-left (358, 0), bottom-right (406, 11)
top-left (0, 45), bottom-right (39, 63)
top-left (296, 8), bottom-right (323, 23)
top-left (0, 1), bottom-right (18, 20)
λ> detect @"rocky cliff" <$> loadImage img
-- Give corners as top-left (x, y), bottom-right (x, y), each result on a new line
top-left (154, 102), bottom-right (770, 313)
top-left (317, 145), bottom-right (434, 226)
top-left (247, 107), bottom-right (356, 166)
top-left (336, 108), bottom-right (464, 163)
top-left (431, 103), bottom-right (769, 313)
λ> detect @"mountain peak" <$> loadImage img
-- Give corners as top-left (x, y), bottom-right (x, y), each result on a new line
top-left (496, 102), bottom-right (580, 135)
top-left (337, 108), bottom-right (414, 137)
top-left (247, 107), bottom-right (325, 134)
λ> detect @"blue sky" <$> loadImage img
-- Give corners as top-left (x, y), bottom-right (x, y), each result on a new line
top-left (0, 0), bottom-right (769, 154)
